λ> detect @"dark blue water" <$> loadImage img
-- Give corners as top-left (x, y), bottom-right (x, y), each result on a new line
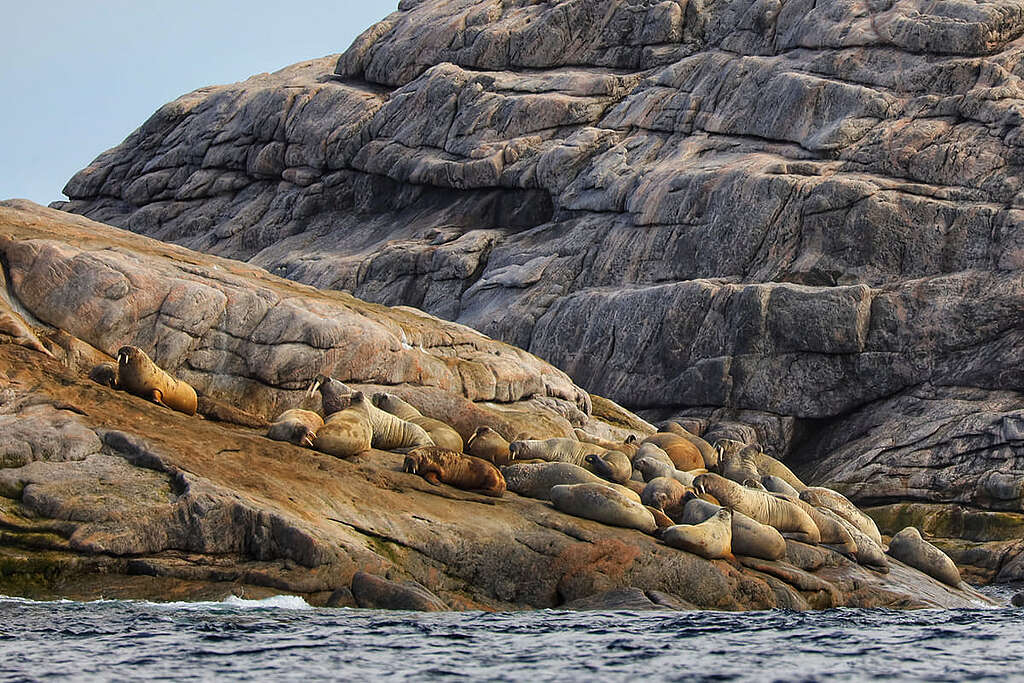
top-left (1, 592), bottom-right (1021, 681)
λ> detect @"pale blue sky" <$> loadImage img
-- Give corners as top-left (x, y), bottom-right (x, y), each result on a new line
top-left (2, 1), bottom-right (396, 205)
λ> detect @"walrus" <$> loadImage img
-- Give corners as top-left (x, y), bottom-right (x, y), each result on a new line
top-left (799, 487), bottom-right (882, 546)
top-left (509, 438), bottom-right (632, 483)
top-left (634, 456), bottom-right (695, 486)
top-left (816, 507), bottom-right (888, 570)
top-left (467, 426), bottom-right (513, 465)
top-left (340, 392), bottom-right (433, 451)
top-left (583, 452), bottom-right (634, 484)
top-left (717, 444), bottom-right (806, 492)
top-left (694, 473), bottom-right (820, 543)
top-left (403, 447), bottom-right (505, 497)
top-left (635, 442), bottom-right (674, 467)
top-left (313, 405), bottom-right (373, 458)
top-left (306, 374), bottom-right (355, 415)
top-left (640, 477), bottom-right (691, 521)
top-left (773, 493), bottom-right (858, 555)
top-left (762, 475), bottom-right (800, 497)
top-left (372, 393), bottom-right (464, 451)
top-left (573, 429), bottom-right (639, 459)
top-left (887, 527), bottom-right (960, 586)
top-left (661, 508), bottom-right (733, 560)
top-left (549, 483), bottom-right (657, 534)
top-left (88, 362), bottom-right (119, 389)
top-left (641, 433), bottom-right (704, 471)
top-left (500, 462), bottom-right (641, 502)
top-left (116, 346), bottom-right (197, 415)
top-left (662, 422), bottom-right (719, 469)
top-left (682, 495), bottom-right (786, 561)
top-left (267, 409), bottom-right (324, 447)
top-left (646, 505), bottom-right (676, 530)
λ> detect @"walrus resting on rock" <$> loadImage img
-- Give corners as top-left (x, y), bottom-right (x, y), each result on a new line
top-left (509, 438), bottom-right (632, 483)
top-left (372, 392), bottom-right (464, 451)
top-left (887, 527), bottom-right (960, 586)
top-left (694, 473), bottom-right (820, 543)
top-left (640, 477), bottom-right (691, 522)
top-left (339, 391), bottom-right (433, 451)
top-left (501, 462), bottom-right (641, 502)
top-left (682, 496), bottom-right (785, 561)
top-left (467, 426), bottom-right (513, 465)
top-left (403, 447), bottom-right (505, 497)
top-left (799, 487), bottom-right (882, 546)
top-left (116, 346), bottom-right (197, 415)
top-left (306, 374), bottom-right (354, 415)
top-left (88, 362), bottom-right (119, 389)
top-left (661, 508), bottom-right (733, 560)
top-left (573, 429), bottom-right (639, 458)
top-left (267, 409), bottom-right (324, 447)
top-left (641, 433), bottom-right (704, 471)
top-left (549, 483), bottom-right (656, 533)
top-left (313, 404), bottom-right (373, 458)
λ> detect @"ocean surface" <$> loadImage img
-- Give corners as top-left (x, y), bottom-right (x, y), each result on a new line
top-left (1, 588), bottom-right (1021, 682)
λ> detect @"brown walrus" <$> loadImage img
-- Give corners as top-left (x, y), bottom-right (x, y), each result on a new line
top-left (467, 426), bottom-right (513, 465)
top-left (267, 409), bottom-right (324, 448)
top-left (372, 392), bottom-right (463, 451)
top-left (306, 374), bottom-right (354, 415)
top-left (662, 422), bottom-right (719, 469)
top-left (573, 429), bottom-right (639, 459)
top-left (116, 346), bottom-right (197, 415)
top-left (403, 446), bottom-right (506, 497)
top-left (641, 433), bottom-right (704, 471)
top-left (310, 387), bottom-right (433, 451)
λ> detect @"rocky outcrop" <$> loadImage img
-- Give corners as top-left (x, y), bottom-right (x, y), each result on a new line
top-left (53, 2), bottom-right (1024, 578)
top-left (0, 201), bottom-right (990, 609)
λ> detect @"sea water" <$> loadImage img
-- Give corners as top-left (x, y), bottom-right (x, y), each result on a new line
top-left (0, 589), bottom-right (1021, 681)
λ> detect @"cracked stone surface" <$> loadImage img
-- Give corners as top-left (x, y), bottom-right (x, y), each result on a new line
top-left (48, 1), bottom-right (1024, 578)
top-left (0, 201), bottom-right (991, 609)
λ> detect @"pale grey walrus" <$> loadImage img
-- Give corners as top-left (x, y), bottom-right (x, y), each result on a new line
top-left (509, 438), bottom-right (632, 483)
top-left (372, 392), bottom-right (463, 451)
top-left (306, 374), bottom-right (354, 415)
top-left (267, 408), bottom-right (324, 447)
top-left (774, 493), bottom-right (858, 555)
top-left (816, 507), bottom-right (888, 570)
top-left (573, 429), bottom-right (640, 459)
top-left (762, 475), bottom-right (800, 497)
top-left (799, 487), bottom-right (882, 546)
top-left (694, 473), bottom-right (820, 543)
top-left (501, 462), bottom-right (641, 502)
top-left (549, 483), bottom-right (656, 533)
top-left (340, 391), bottom-right (433, 451)
top-left (887, 527), bottom-right (961, 586)
top-left (116, 346), bottom-right (197, 415)
top-left (634, 456), bottom-right (695, 486)
top-left (716, 444), bottom-right (806, 492)
top-left (635, 442), bottom-right (674, 468)
top-left (661, 508), bottom-right (733, 560)
top-left (682, 496), bottom-right (786, 561)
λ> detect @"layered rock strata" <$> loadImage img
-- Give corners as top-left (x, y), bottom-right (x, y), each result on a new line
top-left (0, 201), bottom-right (990, 609)
top-left (54, 1), bottom-right (1024, 577)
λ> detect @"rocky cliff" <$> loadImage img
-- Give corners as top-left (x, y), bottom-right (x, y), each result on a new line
top-left (0, 200), bottom-right (991, 610)
top-left (54, 0), bottom-right (1024, 580)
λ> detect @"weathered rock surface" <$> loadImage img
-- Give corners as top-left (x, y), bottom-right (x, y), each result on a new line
top-left (49, 2), bottom-right (1024, 581)
top-left (0, 202), bottom-right (990, 609)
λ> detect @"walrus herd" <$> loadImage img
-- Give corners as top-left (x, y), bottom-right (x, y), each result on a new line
top-left (86, 346), bottom-right (965, 589)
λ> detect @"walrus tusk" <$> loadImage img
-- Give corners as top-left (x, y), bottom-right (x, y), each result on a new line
top-left (305, 376), bottom-right (322, 398)
top-left (301, 433), bottom-right (315, 448)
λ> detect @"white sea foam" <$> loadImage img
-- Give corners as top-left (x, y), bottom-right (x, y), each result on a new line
top-left (0, 594), bottom-right (313, 610)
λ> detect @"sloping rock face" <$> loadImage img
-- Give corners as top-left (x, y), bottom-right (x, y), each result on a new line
top-left (56, 1), bottom-right (1024, 576)
top-left (0, 202), bottom-right (990, 609)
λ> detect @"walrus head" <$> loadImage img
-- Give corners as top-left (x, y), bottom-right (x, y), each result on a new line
top-left (584, 453), bottom-right (614, 481)
top-left (402, 454), bottom-right (419, 474)
top-left (625, 434), bottom-right (638, 445)
top-left (307, 374), bottom-right (355, 414)
top-left (116, 345), bottom-right (144, 368)
top-left (507, 441), bottom-right (525, 460)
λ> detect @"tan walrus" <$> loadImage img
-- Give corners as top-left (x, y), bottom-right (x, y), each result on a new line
top-left (573, 429), bottom-right (639, 459)
top-left (306, 374), bottom-right (354, 415)
top-left (467, 426), bottom-right (513, 465)
top-left (309, 387), bottom-right (433, 452)
top-left (267, 409), bottom-right (324, 448)
top-left (661, 508), bottom-right (733, 560)
top-left (641, 433), bottom-right (704, 471)
top-left (683, 495), bottom-right (786, 561)
top-left (116, 346), bottom-right (197, 415)
top-left (715, 443), bottom-right (806, 492)
top-left (694, 473), bottom-right (820, 543)
top-left (500, 462), bottom-right (642, 502)
top-left (799, 487), bottom-right (882, 546)
top-left (887, 527), bottom-right (961, 586)
top-left (313, 406), bottom-right (373, 458)
top-left (372, 393), bottom-right (464, 451)
top-left (403, 447), bottom-right (506, 497)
